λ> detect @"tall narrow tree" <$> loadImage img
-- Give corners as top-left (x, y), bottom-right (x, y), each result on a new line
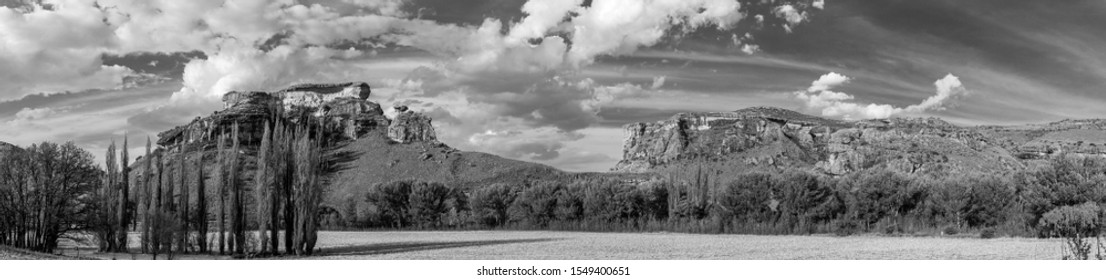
top-left (195, 141), bottom-right (208, 253)
top-left (177, 138), bottom-right (189, 252)
top-left (141, 137), bottom-right (152, 253)
top-left (153, 150), bottom-right (164, 255)
top-left (98, 141), bottom-right (119, 252)
top-left (255, 121), bottom-right (273, 254)
top-left (269, 118), bottom-right (285, 253)
top-left (230, 122), bottom-right (245, 255)
top-left (118, 135), bottom-right (130, 252)
top-left (216, 130), bottom-right (226, 255)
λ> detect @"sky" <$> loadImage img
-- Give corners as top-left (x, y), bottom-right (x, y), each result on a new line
top-left (1, 0), bottom-right (1105, 172)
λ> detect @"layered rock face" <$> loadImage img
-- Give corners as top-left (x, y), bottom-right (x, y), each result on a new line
top-left (387, 106), bottom-right (437, 144)
top-left (613, 107), bottom-right (1096, 176)
top-left (158, 82), bottom-right (431, 147)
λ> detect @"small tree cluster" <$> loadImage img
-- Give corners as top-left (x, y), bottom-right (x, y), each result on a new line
top-left (0, 142), bottom-right (100, 253)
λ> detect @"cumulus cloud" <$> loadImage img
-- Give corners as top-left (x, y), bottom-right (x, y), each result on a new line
top-left (808, 72), bottom-right (851, 92)
top-left (795, 72), bottom-right (969, 120)
top-left (0, 0), bottom-right (133, 100)
top-left (773, 4), bottom-right (808, 33)
top-left (0, 0), bottom-right (825, 170)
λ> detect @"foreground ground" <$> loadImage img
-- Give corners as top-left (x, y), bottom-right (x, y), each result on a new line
top-left (0, 245), bottom-right (85, 260)
top-left (24, 231), bottom-right (1062, 260)
top-left (303, 231), bottom-right (1061, 260)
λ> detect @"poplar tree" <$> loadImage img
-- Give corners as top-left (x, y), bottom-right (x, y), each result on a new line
top-left (230, 122), bottom-right (245, 255)
top-left (141, 137), bottom-right (152, 253)
top-left (98, 141), bottom-right (119, 252)
top-left (177, 138), bottom-right (189, 252)
top-left (117, 136), bottom-right (130, 252)
top-left (254, 121), bottom-right (273, 254)
top-left (195, 142), bottom-right (208, 253)
top-left (216, 130), bottom-right (226, 255)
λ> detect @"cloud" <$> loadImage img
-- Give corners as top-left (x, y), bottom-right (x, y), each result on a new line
top-left (468, 127), bottom-right (583, 161)
top-left (0, 0), bottom-right (133, 100)
top-left (650, 76), bottom-right (666, 90)
top-left (172, 46), bottom-right (367, 102)
top-left (813, 0), bottom-right (825, 10)
top-left (0, 0), bottom-right (825, 172)
top-left (808, 72), bottom-right (851, 92)
top-left (905, 74), bottom-right (967, 112)
top-left (773, 4), bottom-right (808, 33)
top-left (795, 72), bottom-right (969, 120)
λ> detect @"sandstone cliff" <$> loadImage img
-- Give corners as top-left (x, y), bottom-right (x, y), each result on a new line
top-left (613, 107), bottom-right (1104, 178)
top-left (129, 82), bottom-right (570, 212)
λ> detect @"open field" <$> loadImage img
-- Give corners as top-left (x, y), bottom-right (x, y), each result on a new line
top-left (31, 230), bottom-right (1064, 260)
top-left (300, 231), bottom-right (1063, 260)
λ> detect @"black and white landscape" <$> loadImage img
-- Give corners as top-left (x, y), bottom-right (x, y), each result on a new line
top-left (2, 0), bottom-right (1106, 261)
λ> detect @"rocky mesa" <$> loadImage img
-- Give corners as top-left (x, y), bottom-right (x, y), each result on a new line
top-left (129, 82), bottom-right (570, 213)
top-left (613, 107), bottom-right (1106, 179)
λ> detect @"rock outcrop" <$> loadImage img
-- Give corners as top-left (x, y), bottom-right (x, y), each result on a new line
top-left (613, 107), bottom-right (1093, 177)
top-left (158, 82), bottom-right (422, 147)
top-left (387, 106), bottom-right (437, 144)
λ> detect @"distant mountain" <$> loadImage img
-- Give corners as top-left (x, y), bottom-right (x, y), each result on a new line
top-left (613, 106), bottom-right (1106, 180)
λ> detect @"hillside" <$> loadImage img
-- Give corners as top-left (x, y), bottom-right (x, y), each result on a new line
top-left (0, 141), bottom-right (16, 156)
top-left (127, 82), bottom-right (577, 212)
top-left (322, 129), bottom-right (570, 209)
top-left (613, 107), bottom-right (1106, 181)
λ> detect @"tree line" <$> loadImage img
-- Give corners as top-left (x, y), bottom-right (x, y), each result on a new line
top-left (0, 112), bottom-right (329, 258)
top-left (349, 155), bottom-right (1106, 245)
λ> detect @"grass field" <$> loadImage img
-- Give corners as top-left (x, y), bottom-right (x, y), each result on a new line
top-left (302, 231), bottom-right (1063, 260)
top-left (32, 230), bottom-right (1064, 260)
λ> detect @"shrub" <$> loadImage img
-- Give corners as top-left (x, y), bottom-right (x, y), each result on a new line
top-left (1038, 202), bottom-right (1103, 260)
top-left (942, 226), bottom-right (959, 236)
top-left (834, 220), bottom-right (859, 237)
top-left (883, 224), bottom-right (903, 235)
top-left (980, 228), bottom-right (997, 239)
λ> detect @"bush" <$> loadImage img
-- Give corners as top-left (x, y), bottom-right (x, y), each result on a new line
top-left (1038, 202), bottom-right (1103, 260)
top-left (942, 226), bottom-right (959, 235)
top-left (883, 224), bottom-right (903, 235)
top-left (834, 220), bottom-right (859, 236)
top-left (980, 228), bottom-right (997, 239)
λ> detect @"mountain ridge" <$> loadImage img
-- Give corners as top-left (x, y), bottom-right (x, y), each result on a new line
top-left (612, 106), bottom-right (1106, 180)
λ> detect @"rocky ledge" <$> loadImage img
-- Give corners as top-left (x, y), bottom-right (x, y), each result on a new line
top-left (613, 107), bottom-right (1104, 176)
top-left (158, 82), bottom-right (437, 148)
